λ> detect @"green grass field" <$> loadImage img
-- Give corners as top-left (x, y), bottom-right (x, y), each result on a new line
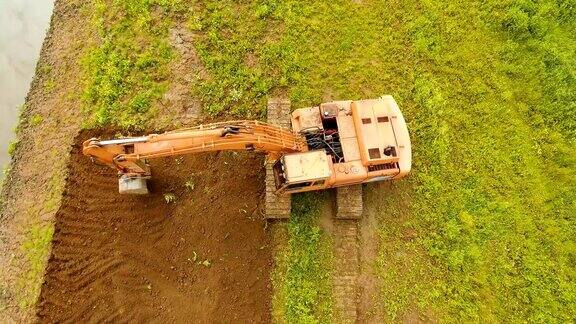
top-left (81, 0), bottom-right (575, 321)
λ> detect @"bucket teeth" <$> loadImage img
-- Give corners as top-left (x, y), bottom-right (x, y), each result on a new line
top-left (118, 175), bottom-right (149, 195)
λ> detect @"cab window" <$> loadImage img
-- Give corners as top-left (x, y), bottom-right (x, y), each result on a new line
top-left (285, 181), bottom-right (312, 190)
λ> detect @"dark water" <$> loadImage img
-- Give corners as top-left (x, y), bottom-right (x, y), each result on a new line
top-left (0, 0), bottom-right (54, 178)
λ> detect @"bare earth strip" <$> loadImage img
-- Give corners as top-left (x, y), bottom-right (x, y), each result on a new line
top-left (0, 1), bottom-right (89, 321)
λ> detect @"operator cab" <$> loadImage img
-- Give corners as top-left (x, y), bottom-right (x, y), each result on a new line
top-left (273, 150), bottom-right (331, 194)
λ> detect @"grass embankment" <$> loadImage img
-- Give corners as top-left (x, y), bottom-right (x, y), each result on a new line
top-left (82, 0), bottom-right (184, 128)
top-left (185, 0), bottom-right (575, 321)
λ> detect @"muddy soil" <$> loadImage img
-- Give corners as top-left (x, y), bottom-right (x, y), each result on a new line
top-left (37, 131), bottom-right (271, 323)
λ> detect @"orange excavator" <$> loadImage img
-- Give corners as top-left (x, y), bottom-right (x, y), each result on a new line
top-left (83, 96), bottom-right (411, 194)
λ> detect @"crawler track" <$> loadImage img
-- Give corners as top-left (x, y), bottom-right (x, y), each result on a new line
top-left (264, 98), bottom-right (292, 219)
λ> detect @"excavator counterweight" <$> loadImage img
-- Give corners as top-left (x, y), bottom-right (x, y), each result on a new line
top-left (83, 96), bottom-right (411, 195)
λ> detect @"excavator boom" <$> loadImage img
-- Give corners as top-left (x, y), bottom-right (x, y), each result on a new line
top-left (83, 120), bottom-right (308, 177)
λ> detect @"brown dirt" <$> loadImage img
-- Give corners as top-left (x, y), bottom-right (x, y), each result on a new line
top-left (37, 131), bottom-right (272, 323)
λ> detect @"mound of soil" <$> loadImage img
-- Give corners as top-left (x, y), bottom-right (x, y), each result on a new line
top-left (37, 132), bottom-right (271, 323)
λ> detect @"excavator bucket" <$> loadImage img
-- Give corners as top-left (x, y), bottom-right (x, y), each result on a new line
top-left (118, 175), bottom-right (148, 195)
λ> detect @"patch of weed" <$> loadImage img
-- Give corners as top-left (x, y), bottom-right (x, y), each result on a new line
top-left (29, 114), bottom-right (43, 127)
top-left (2, 165), bottom-right (11, 178)
top-left (164, 192), bottom-right (176, 203)
top-left (184, 178), bottom-right (195, 191)
top-left (43, 78), bottom-right (56, 93)
top-left (17, 222), bottom-right (54, 310)
top-left (7, 140), bottom-right (19, 156)
top-left (43, 170), bottom-right (65, 214)
top-left (186, 1), bottom-right (273, 117)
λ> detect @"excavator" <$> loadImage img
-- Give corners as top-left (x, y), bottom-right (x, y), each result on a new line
top-left (83, 95), bottom-right (411, 195)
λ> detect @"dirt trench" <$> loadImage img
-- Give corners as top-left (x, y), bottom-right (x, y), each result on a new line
top-left (37, 131), bottom-right (272, 323)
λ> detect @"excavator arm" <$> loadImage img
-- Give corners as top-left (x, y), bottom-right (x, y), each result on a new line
top-left (83, 120), bottom-right (308, 178)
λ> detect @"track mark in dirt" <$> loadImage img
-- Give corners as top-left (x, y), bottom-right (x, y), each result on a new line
top-left (333, 220), bottom-right (360, 323)
top-left (318, 189), bottom-right (363, 323)
top-left (360, 181), bottom-right (419, 322)
top-left (37, 131), bottom-right (272, 323)
top-left (327, 185), bottom-right (363, 323)
top-left (161, 26), bottom-right (205, 125)
top-left (357, 200), bottom-right (385, 322)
